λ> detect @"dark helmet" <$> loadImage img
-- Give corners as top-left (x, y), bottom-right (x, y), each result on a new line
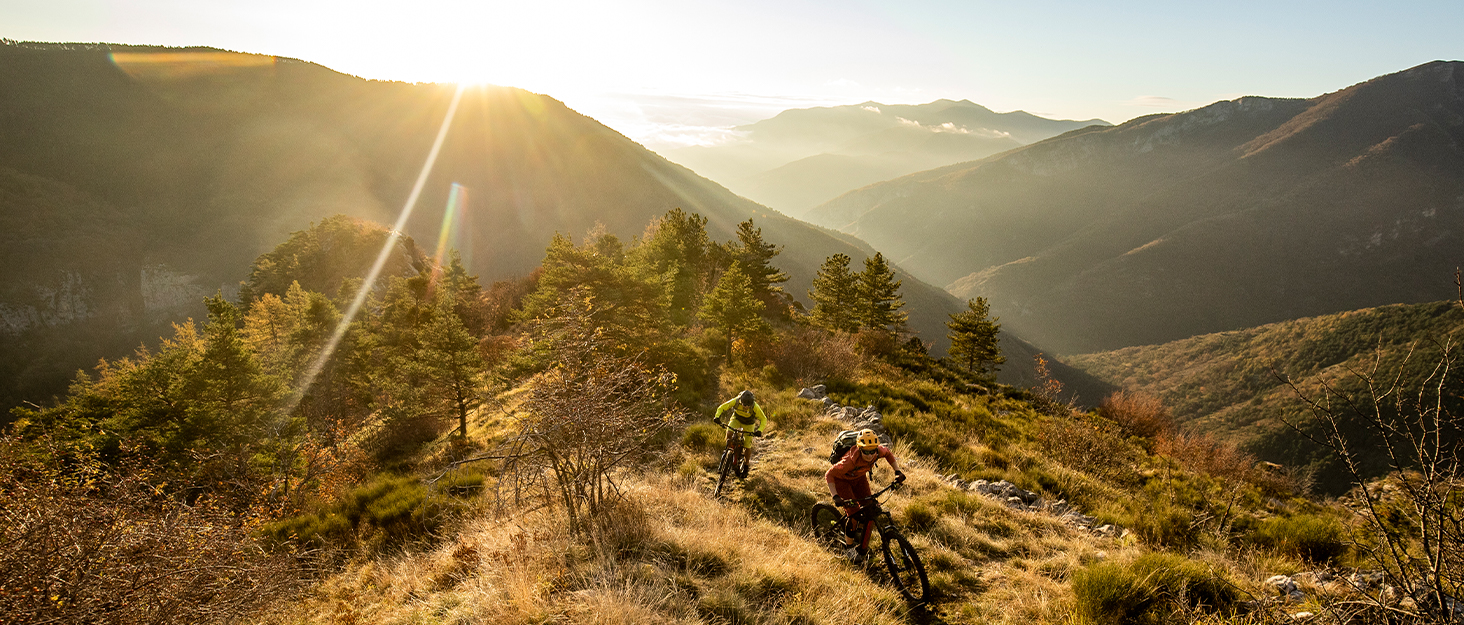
top-left (738, 390), bottom-right (755, 406)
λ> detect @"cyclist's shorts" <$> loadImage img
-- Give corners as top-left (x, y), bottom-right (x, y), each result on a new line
top-left (829, 476), bottom-right (872, 506)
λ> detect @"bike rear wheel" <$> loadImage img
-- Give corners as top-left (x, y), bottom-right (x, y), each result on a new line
top-left (810, 503), bottom-right (846, 549)
top-left (713, 450), bottom-right (733, 498)
top-left (880, 530), bottom-right (930, 604)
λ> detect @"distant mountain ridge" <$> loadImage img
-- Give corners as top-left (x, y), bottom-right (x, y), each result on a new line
top-left (663, 99), bottom-right (1108, 218)
top-left (810, 61), bottom-right (1464, 354)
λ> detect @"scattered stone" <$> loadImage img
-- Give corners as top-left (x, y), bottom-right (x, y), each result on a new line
top-left (1290, 612), bottom-right (1314, 621)
top-left (1293, 571), bottom-right (1334, 586)
top-left (1266, 575), bottom-right (1306, 603)
top-left (797, 385), bottom-right (828, 400)
top-left (1346, 570), bottom-right (1385, 591)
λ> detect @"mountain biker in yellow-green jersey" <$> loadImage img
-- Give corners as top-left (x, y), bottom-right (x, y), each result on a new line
top-left (714, 390), bottom-right (767, 478)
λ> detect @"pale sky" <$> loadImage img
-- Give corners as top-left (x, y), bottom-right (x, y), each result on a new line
top-left (5, 0), bottom-right (1462, 151)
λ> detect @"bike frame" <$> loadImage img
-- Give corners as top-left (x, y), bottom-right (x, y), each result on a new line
top-left (712, 422), bottom-right (756, 498)
top-left (837, 481), bottom-right (901, 540)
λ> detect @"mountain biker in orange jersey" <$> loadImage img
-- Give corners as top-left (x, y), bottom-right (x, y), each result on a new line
top-left (714, 390), bottom-right (767, 478)
top-left (825, 429), bottom-right (905, 563)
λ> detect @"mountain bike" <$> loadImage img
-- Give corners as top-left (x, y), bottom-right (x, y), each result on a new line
top-left (712, 422), bottom-right (758, 498)
top-left (810, 481), bottom-right (930, 604)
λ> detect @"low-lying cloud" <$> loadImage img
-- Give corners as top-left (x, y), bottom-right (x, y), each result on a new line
top-left (1128, 95), bottom-right (1183, 108)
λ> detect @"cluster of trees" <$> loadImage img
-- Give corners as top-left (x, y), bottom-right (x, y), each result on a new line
top-left (807, 252), bottom-right (1003, 382)
top-left (10, 216), bottom-right (495, 513)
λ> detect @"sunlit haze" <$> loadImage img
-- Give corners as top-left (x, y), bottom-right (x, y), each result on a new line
top-left (5, 0), bottom-right (1462, 151)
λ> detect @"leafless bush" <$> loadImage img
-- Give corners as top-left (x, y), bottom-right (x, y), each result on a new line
top-left (1278, 278), bottom-right (1464, 622)
top-left (492, 297), bottom-right (684, 539)
top-left (1155, 432), bottom-right (1298, 497)
top-left (0, 436), bottom-right (304, 624)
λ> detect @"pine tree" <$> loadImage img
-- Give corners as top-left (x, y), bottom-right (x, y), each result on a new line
top-left (419, 302), bottom-right (486, 439)
top-left (809, 253), bottom-right (860, 333)
top-left (699, 261), bottom-right (769, 363)
top-left (858, 252), bottom-right (907, 332)
top-left (728, 219), bottom-right (789, 315)
top-left (635, 208), bottom-right (713, 326)
top-left (947, 297), bottom-right (1005, 380)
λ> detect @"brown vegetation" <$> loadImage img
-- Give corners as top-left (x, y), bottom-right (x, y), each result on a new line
top-left (0, 436), bottom-right (303, 624)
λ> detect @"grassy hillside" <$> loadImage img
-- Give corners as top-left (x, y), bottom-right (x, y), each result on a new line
top-left (1066, 299), bottom-right (1464, 493)
top-left (245, 360), bottom-right (1394, 625)
top-left (14, 213), bottom-right (1437, 625)
top-left (809, 61), bottom-right (1464, 355)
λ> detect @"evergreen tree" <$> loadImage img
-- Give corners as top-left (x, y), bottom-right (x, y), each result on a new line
top-left (187, 295), bottom-right (287, 461)
top-left (947, 297), bottom-right (1005, 381)
top-left (727, 219), bottom-right (789, 315)
top-left (699, 261), bottom-right (769, 363)
top-left (419, 301), bottom-right (487, 439)
top-left (517, 232), bottom-right (670, 354)
top-left (634, 208), bottom-right (712, 326)
top-left (858, 252), bottom-right (907, 332)
top-left (809, 253), bottom-right (860, 333)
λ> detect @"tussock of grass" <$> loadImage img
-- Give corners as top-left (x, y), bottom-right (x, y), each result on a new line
top-left (1072, 552), bottom-right (1239, 625)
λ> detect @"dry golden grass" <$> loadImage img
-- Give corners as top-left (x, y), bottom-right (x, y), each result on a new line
top-left (262, 463), bottom-right (927, 625)
top-left (259, 372), bottom-right (1325, 625)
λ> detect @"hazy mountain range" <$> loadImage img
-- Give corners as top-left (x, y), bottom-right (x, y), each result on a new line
top-left (662, 100), bottom-right (1108, 218)
top-left (0, 42), bottom-right (1101, 410)
top-left (810, 61), bottom-right (1464, 355)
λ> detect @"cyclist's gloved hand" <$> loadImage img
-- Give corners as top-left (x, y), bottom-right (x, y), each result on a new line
top-left (833, 496), bottom-right (849, 507)
top-left (713, 417), bottom-right (723, 425)
top-left (894, 470), bottom-right (907, 484)
top-left (753, 430), bottom-right (764, 437)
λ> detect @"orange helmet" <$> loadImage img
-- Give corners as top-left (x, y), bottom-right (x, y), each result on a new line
top-left (857, 429), bottom-right (880, 450)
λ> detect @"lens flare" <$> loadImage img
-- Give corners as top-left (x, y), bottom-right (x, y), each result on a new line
top-left (433, 183), bottom-right (470, 275)
top-left (110, 51), bottom-right (276, 80)
top-left (291, 83), bottom-right (467, 406)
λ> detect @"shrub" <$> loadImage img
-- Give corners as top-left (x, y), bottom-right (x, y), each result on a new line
top-left (1250, 513), bottom-right (1347, 564)
top-left (681, 421), bottom-right (723, 453)
top-left (1130, 501), bottom-right (1199, 550)
top-left (1037, 416), bottom-right (1139, 484)
top-left (748, 325), bottom-right (860, 386)
top-left (1072, 552), bottom-right (1237, 624)
top-left (1099, 391), bottom-right (1174, 443)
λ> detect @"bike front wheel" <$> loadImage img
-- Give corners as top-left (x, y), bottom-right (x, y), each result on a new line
top-left (713, 450), bottom-right (733, 498)
top-left (809, 503), bottom-right (846, 549)
top-left (880, 530), bottom-right (930, 604)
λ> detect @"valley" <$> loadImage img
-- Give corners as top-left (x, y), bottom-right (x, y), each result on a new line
top-left (1, 38), bottom-right (1462, 625)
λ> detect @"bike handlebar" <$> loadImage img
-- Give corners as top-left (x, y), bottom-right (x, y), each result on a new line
top-left (715, 421), bottom-right (760, 435)
top-left (834, 480), bottom-right (903, 506)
